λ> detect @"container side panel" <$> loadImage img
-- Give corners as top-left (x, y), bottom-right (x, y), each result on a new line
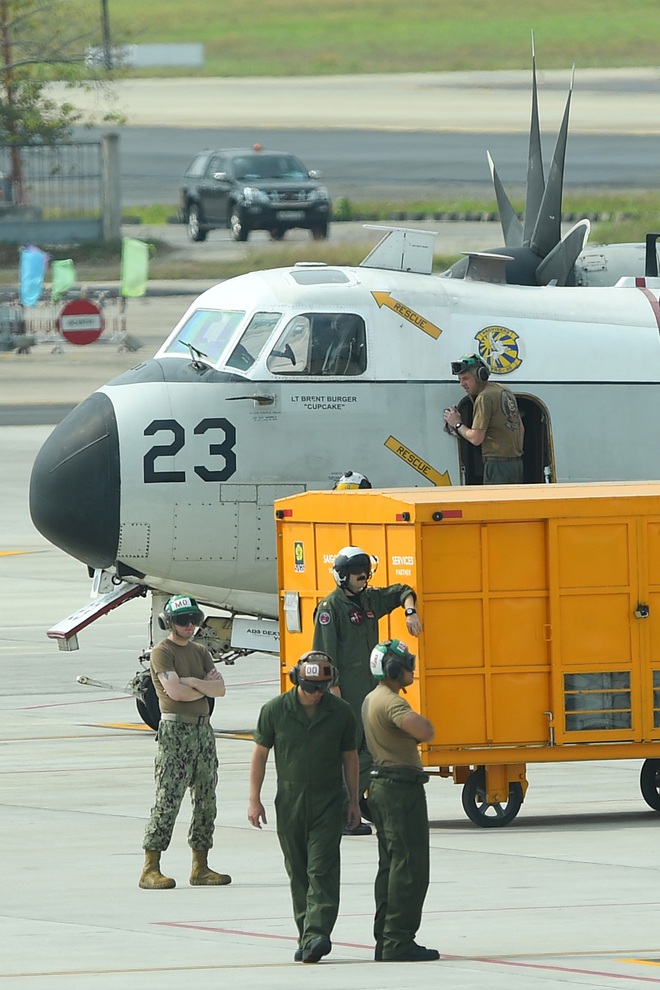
top-left (422, 524), bottom-right (483, 594)
top-left (424, 600), bottom-right (484, 669)
top-left (427, 673), bottom-right (487, 747)
top-left (559, 593), bottom-right (633, 665)
top-left (491, 672), bottom-right (551, 744)
top-left (556, 522), bottom-right (631, 589)
top-left (487, 522), bottom-right (548, 592)
top-left (490, 597), bottom-right (550, 666)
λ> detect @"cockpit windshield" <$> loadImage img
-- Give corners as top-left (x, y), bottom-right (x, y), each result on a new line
top-left (267, 313), bottom-right (367, 376)
top-left (225, 312), bottom-right (282, 372)
top-left (163, 309), bottom-right (245, 364)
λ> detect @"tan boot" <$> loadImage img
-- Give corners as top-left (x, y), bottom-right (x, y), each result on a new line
top-left (189, 848), bottom-right (232, 886)
top-left (138, 850), bottom-right (176, 889)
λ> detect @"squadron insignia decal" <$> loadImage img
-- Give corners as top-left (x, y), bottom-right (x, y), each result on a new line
top-left (476, 326), bottom-right (522, 375)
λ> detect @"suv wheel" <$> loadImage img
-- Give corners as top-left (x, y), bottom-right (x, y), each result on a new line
top-left (187, 204), bottom-right (208, 242)
top-left (231, 208), bottom-right (249, 242)
top-left (311, 223), bottom-right (328, 240)
top-left (270, 228), bottom-right (286, 241)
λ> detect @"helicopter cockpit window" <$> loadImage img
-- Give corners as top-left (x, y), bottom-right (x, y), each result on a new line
top-left (163, 309), bottom-right (245, 364)
top-left (225, 312), bottom-right (282, 372)
top-left (266, 313), bottom-right (366, 376)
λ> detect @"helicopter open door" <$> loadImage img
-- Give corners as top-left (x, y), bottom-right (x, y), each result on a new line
top-left (456, 393), bottom-right (554, 485)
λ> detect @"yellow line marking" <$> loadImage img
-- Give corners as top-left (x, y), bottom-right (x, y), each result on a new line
top-left (0, 549), bottom-right (49, 557)
top-left (385, 435), bottom-right (451, 486)
top-left (372, 290), bottom-right (443, 338)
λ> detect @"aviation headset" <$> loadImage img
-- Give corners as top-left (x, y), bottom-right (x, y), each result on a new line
top-left (158, 595), bottom-right (205, 630)
top-left (451, 353), bottom-right (490, 381)
top-left (289, 651), bottom-right (339, 692)
top-left (369, 639), bottom-right (416, 681)
top-left (332, 545), bottom-right (377, 588)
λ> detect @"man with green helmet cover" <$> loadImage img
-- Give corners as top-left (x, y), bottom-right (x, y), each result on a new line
top-left (139, 595), bottom-right (230, 891)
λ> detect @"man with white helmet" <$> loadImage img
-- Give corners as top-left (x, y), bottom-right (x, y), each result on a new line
top-left (362, 639), bottom-right (438, 963)
top-left (312, 546), bottom-right (422, 835)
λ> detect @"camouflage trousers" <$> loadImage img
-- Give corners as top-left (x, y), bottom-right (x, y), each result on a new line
top-left (142, 720), bottom-right (218, 852)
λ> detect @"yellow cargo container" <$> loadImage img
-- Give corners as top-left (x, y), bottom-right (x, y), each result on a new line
top-left (275, 482), bottom-right (660, 826)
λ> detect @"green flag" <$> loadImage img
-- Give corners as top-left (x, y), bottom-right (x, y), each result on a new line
top-left (51, 259), bottom-right (77, 302)
top-left (121, 237), bottom-right (150, 298)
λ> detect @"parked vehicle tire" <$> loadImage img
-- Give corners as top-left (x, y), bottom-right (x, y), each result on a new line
top-left (311, 223), bottom-right (329, 240)
top-left (640, 758), bottom-right (660, 810)
top-left (231, 208), bottom-right (250, 242)
top-left (187, 204), bottom-right (208, 242)
top-left (461, 766), bottom-right (524, 827)
top-left (270, 228), bottom-right (286, 240)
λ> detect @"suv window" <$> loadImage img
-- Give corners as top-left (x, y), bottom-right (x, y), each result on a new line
top-left (185, 154), bottom-right (210, 179)
top-left (267, 313), bottom-right (366, 376)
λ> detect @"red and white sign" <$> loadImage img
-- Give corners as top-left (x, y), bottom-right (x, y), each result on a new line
top-left (57, 298), bottom-right (105, 345)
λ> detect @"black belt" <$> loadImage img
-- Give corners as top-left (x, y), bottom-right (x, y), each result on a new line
top-left (160, 713), bottom-right (210, 725)
top-left (482, 455), bottom-right (522, 462)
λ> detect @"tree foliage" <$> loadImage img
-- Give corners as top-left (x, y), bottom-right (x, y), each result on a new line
top-left (0, 0), bottom-right (121, 146)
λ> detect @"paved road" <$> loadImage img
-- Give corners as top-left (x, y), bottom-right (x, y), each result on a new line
top-left (63, 70), bottom-right (660, 204)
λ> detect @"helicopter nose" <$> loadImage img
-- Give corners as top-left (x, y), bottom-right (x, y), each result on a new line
top-left (29, 392), bottom-right (120, 569)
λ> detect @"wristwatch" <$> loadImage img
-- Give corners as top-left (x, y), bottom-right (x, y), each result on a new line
top-left (405, 607), bottom-right (417, 616)
top-left (455, 422), bottom-right (462, 431)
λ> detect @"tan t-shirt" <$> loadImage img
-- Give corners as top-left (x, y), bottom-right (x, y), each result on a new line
top-left (472, 382), bottom-right (523, 458)
top-left (362, 683), bottom-right (423, 771)
top-left (150, 638), bottom-right (214, 715)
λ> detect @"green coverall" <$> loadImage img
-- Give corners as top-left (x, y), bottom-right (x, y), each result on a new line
top-left (312, 583), bottom-right (415, 792)
top-left (253, 687), bottom-right (357, 950)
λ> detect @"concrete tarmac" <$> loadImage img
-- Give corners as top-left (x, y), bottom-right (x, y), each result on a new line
top-left (2, 427), bottom-right (660, 988)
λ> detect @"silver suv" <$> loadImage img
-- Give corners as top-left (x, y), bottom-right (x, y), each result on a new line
top-left (179, 146), bottom-right (332, 243)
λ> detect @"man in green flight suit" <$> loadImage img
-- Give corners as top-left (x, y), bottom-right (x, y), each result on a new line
top-left (362, 639), bottom-right (439, 963)
top-left (312, 545), bottom-right (422, 835)
top-left (248, 652), bottom-right (360, 964)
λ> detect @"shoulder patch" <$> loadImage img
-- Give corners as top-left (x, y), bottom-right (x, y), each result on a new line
top-left (317, 611), bottom-right (332, 626)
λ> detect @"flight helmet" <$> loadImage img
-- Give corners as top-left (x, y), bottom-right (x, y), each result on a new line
top-left (289, 651), bottom-right (339, 693)
top-left (450, 353), bottom-right (490, 381)
top-left (158, 595), bottom-right (205, 630)
top-left (332, 546), bottom-right (375, 588)
top-left (369, 639), bottom-right (416, 681)
top-left (334, 470), bottom-right (372, 490)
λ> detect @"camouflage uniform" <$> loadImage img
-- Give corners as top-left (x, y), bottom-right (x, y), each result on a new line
top-left (142, 637), bottom-right (218, 852)
top-left (143, 720), bottom-right (218, 851)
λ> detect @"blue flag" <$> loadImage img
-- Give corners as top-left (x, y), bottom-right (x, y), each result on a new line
top-left (20, 245), bottom-right (49, 306)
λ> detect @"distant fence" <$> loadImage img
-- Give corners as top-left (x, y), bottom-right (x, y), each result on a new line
top-left (0, 136), bottom-right (121, 245)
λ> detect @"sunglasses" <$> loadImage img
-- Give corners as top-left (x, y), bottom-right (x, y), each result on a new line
top-left (174, 616), bottom-right (198, 627)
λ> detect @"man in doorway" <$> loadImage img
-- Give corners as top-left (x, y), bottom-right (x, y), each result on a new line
top-left (444, 353), bottom-right (524, 484)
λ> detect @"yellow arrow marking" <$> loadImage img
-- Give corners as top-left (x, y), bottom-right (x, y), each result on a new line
top-left (385, 436), bottom-right (451, 486)
top-left (372, 291), bottom-right (443, 339)
top-left (0, 550), bottom-right (48, 557)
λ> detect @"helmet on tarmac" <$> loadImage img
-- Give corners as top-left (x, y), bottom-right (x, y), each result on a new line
top-left (159, 595), bottom-right (205, 630)
top-left (369, 639), bottom-right (416, 681)
top-left (334, 470), bottom-right (372, 490)
top-left (332, 546), bottom-right (374, 588)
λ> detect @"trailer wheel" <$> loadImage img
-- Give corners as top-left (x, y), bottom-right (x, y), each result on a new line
top-left (461, 766), bottom-right (524, 827)
top-left (640, 759), bottom-right (660, 810)
top-left (135, 677), bottom-right (215, 731)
